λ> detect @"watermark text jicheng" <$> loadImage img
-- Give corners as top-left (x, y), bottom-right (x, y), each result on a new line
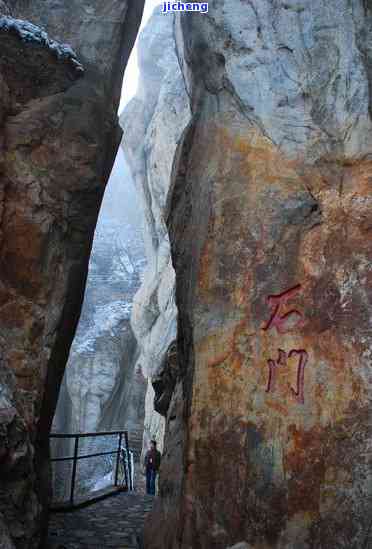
top-left (161, 2), bottom-right (209, 14)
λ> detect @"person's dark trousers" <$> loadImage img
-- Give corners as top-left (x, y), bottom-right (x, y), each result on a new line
top-left (146, 468), bottom-right (157, 495)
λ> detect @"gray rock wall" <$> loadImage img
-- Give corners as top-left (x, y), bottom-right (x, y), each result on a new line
top-left (121, 9), bottom-right (191, 455)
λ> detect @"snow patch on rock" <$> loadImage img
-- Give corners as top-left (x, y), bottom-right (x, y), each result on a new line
top-left (0, 16), bottom-right (83, 72)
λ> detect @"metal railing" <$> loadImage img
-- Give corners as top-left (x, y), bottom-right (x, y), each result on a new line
top-left (49, 430), bottom-right (132, 510)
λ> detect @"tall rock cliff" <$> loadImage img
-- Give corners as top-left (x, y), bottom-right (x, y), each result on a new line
top-left (0, 1), bottom-right (144, 547)
top-left (145, 2), bottom-right (372, 548)
top-left (121, 10), bottom-right (191, 453)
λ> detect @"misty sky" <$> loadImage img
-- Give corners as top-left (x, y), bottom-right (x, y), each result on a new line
top-left (119, 0), bottom-right (162, 113)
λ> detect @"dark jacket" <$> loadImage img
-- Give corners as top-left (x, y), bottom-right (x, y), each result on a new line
top-left (144, 449), bottom-right (161, 471)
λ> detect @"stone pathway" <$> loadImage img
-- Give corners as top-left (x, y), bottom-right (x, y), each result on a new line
top-left (48, 492), bottom-right (154, 549)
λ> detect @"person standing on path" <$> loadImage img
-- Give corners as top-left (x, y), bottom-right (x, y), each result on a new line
top-left (144, 440), bottom-right (161, 495)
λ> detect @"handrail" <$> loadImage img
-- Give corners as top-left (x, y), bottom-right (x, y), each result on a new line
top-left (49, 430), bottom-right (133, 510)
top-left (50, 430), bottom-right (127, 439)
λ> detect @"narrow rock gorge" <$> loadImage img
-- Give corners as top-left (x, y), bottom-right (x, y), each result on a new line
top-left (2, 1), bottom-right (372, 549)
top-left (0, 1), bottom-right (144, 547)
top-left (51, 8), bottom-right (191, 500)
top-left (143, 2), bottom-right (372, 548)
top-left (52, 149), bottom-right (147, 498)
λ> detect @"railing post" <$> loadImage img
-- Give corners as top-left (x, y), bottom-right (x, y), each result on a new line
top-left (114, 432), bottom-right (123, 487)
top-left (70, 435), bottom-right (79, 506)
top-left (124, 431), bottom-right (132, 491)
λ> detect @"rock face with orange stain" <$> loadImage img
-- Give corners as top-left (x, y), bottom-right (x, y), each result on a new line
top-left (0, 1), bottom-right (144, 547)
top-left (145, 2), bottom-right (372, 548)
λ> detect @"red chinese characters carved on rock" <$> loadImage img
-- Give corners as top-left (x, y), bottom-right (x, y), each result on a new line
top-left (265, 348), bottom-right (308, 404)
top-left (263, 284), bottom-right (304, 334)
top-left (263, 285), bottom-right (308, 404)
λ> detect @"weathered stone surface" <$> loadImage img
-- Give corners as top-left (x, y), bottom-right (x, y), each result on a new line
top-left (121, 9), bottom-right (191, 453)
top-left (0, 2), bottom-right (10, 16)
top-left (0, 2), bottom-right (144, 547)
top-left (145, 2), bottom-right (372, 548)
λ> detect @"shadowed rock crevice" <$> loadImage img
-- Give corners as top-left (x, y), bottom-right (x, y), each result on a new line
top-left (152, 342), bottom-right (178, 417)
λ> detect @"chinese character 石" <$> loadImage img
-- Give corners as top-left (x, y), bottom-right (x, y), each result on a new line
top-left (263, 284), bottom-right (304, 334)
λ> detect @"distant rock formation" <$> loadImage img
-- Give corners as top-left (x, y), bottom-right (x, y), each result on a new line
top-left (144, 3), bottom-right (372, 548)
top-left (54, 150), bottom-right (146, 435)
top-left (0, 1), bottom-right (144, 547)
top-left (121, 10), bottom-right (191, 454)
